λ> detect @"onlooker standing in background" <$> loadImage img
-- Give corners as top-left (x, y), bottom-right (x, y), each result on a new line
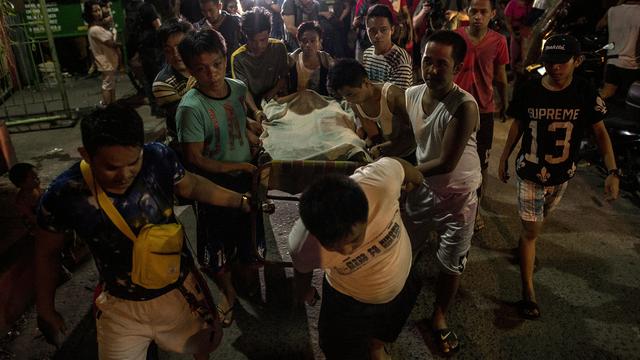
top-left (288, 21), bottom-right (334, 95)
top-left (332, 0), bottom-right (355, 56)
top-left (134, 0), bottom-right (165, 116)
top-left (195, 0), bottom-right (244, 75)
top-left (597, 0), bottom-right (640, 100)
top-left (83, 0), bottom-right (120, 107)
top-left (255, 0), bottom-right (285, 39)
top-left (232, 8), bottom-right (289, 106)
top-left (224, 0), bottom-right (240, 14)
top-left (363, 4), bottom-right (413, 90)
top-left (504, 0), bottom-right (531, 73)
top-left (454, 0), bottom-right (508, 231)
top-left (153, 20), bottom-right (194, 150)
top-left (281, 0), bottom-right (323, 50)
top-left (182, 0), bottom-right (205, 22)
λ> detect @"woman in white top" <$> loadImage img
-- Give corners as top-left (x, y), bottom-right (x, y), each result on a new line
top-left (82, 0), bottom-right (120, 107)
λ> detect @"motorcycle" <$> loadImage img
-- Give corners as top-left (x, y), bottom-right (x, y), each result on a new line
top-left (603, 81), bottom-right (640, 193)
top-left (579, 79), bottom-right (640, 195)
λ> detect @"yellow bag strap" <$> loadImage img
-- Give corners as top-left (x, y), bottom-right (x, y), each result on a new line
top-left (80, 160), bottom-right (137, 242)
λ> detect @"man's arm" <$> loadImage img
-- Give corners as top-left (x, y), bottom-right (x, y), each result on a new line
top-left (494, 63), bottom-right (508, 120)
top-left (263, 77), bottom-right (288, 102)
top-left (174, 171), bottom-right (251, 211)
top-left (245, 88), bottom-right (268, 123)
top-left (402, 6), bottom-right (414, 45)
top-left (592, 121), bottom-right (619, 200)
top-left (498, 117), bottom-right (524, 182)
top-left (416, 101), bottom-right (479, 176)
top-left (413, 0), bottom-right (430, 29)
top-left (283, 15), bottom-right (298, 37)
top-left (293, 269), bottom-right (318, 306)
top-left (339, 1), bottom-right (351, 21)
top-left (35, 228), bottom-right (67, 347)
top-left (391, 157), bottom-right (424, 192)
top-left (181, 142), bottom-right (256, 174)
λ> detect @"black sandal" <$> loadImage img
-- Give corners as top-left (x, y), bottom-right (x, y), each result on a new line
top-left (433, 328), bottom-right (461, 356)
top-left (516, 300), bottom-right (541, 320)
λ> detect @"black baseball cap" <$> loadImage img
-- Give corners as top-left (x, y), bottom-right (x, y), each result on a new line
top-left (539, 34), bottom-right (581, 64)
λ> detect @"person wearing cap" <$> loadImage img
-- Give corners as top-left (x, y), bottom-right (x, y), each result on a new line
top-left (498, 34), bottom-right (620, 320)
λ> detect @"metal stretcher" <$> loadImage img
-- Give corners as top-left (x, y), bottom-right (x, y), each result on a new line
top-left (249, 157), bottom-right (367, 266)
top-left (247, 91), bottom-right (371, 265)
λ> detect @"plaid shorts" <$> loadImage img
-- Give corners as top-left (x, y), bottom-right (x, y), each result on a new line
top-left (516, 176), bottom-right (568, 222)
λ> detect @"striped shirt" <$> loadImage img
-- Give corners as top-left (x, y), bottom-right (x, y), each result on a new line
top-left (363, 44), bottom-right (413, 90)
top-left (153, 64), bottom-right (190, 108)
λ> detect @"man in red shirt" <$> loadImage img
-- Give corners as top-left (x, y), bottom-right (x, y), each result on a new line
top-left (453, 0), bottom-right (508, 230)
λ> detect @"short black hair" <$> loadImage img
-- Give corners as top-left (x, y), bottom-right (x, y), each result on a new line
top-left (299, 174), bottom-right (369, 247)
top-left (178, 29), bottom-right (227, 68)
top-left (199, 0), bottom-right (222, 5)
top-left (241, 7), bottom-right (271, 39)
top-left (82, 0), bottom-right (100, 23)
top-left (328, 58), bottom-right (368, 92)
top-left (468, 0), bottom-right (497, 10)
top-left (297, 21), bottom-right (322, 41)
top-left (424, 30), bottom-right (467, 66)
top-left (158, 19), bottom-right (193, 46)
top-left (80, 102), bottom-right (144, 157)
top-left (366, 4), bottom-right (395, 26)
top-left (9, 163), bottom-right (35, 187)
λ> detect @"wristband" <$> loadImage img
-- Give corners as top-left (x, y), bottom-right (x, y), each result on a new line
top-left (608, 168), bottom-right (622, 178)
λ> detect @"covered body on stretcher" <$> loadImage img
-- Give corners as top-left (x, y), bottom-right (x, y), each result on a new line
top-left (248, 90), bottom-right (372, 262)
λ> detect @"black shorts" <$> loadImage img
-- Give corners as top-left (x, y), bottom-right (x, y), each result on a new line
top-left (318, 271), bottom-right (421, 359)
top-left (476, 113), bottom-right (494, 170)
top-left (604, 64), bottom-right (640, 94)
top-left (196, 171), bottom-right (265, 274)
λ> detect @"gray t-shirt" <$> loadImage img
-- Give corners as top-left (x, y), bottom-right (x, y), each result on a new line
top-left (231, 39), bottom-right (289, 105)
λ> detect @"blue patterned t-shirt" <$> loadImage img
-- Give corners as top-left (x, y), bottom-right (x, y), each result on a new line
top-left (37, 142), bottom-right (191, 300)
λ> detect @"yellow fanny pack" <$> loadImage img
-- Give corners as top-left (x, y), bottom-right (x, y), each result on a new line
top-left (80, 161), bottom-right (183, 289)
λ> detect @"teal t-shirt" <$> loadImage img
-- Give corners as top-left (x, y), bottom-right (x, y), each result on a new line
top-left (176, 78), bottom-right (251, 163)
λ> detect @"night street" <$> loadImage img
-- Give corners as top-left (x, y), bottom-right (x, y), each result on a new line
top-left (2, 105), bottom-right (639, 359)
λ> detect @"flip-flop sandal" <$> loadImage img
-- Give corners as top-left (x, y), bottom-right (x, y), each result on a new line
top-left (433, 328), bottom-right (461, 356)
top-left (217, 302), bottom-right (236, 327)
top-left (516, 300), bottom-right (541, 320)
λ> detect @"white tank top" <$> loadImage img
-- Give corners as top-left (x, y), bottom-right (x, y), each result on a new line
top-left (405, 83), bottom-right (482, 193)
top-left (354, 82), bottom-right (394, 136)
top-left (354, 83), bottom-right (416, 158)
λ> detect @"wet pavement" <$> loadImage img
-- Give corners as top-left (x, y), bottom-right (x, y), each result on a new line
top-left (1, 111), bottom-right (640, 359)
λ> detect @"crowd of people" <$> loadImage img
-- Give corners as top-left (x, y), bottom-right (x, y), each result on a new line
top-left (14, 0), bottom-right (638, 359)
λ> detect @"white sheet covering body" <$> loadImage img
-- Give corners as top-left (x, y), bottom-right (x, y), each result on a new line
top-left (260, 90), bottom-right (370, 161)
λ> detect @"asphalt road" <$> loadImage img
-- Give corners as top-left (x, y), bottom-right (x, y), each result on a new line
top-left (3, 114), bottom-right (640, 360)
